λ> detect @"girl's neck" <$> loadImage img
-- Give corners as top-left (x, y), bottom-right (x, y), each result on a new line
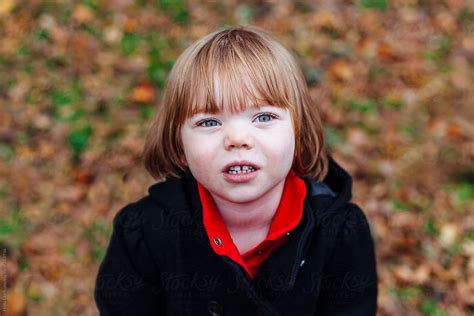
top-left (210, 179), bottom-right (286, 234)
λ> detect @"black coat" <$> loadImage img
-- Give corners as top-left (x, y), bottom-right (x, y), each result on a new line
top-left (94, 156), bottom-right (378, 315)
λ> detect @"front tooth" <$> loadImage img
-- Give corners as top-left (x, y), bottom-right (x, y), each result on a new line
top-left (227, 165), bottom-right (256, 174)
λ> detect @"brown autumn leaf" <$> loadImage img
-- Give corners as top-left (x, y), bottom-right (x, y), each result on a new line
top-left (55, 186), bottom-right (85, 203)
top-left (347, 128), bottom-right (370, 148)
top-left (22, 228), bottom-right (63, 256)
top-left (74, 169), bottom-right (95, 185)
top-left (6, 287), bottom-right (26, 316)
top-left (36, 253), bottom-right (66, 281)
top-left (461, 36), bottom-right (474, 58)
top-left (446, 122), bottom-right (465, 139)
top-left (130, 82), bottom-right (155, 103)
top-left (124, 18), bottom-right (139, 33)
top-left (6, 257), bottom-right (20, 287)
top-left (393, 264), bottom-right (430, 285)
top-left (68, 32), bottom-right (99, 71)
top-left (356, 37), bottom-right (378, 58)
top-left (72, 5), bottom-right (94, 24)
top-left (398, 61), bottom-right (429, 88)
top-left (0, 0), bottom-right (17, 17)
top-left (327, 59), bottom-right (354, 81)
top-left (309, 10), bottom-right (343, 31)
top-left (377, 42), bottom-right (398, 61)
top-left (433, 11), bottom-right (458, 33)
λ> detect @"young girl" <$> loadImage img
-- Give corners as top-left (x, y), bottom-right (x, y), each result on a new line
top-left (95, 26), bottom-right (377, 315)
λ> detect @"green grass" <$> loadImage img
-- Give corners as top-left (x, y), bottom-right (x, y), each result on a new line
top-left (68, 123), bottom-right (93, 162)
top-left (382, 96), bottom-right (404, 109)
top-left (121, 32), bottom-right (140, 56)
top-left (424, 218), bottom-right (439, 237)
top-left (80, 23), bottom-right (98, 36)
top-left (324, 126), bottom-right (342, 148)
top-left (443, 181), bottom-right (474, 210)
top-left (388, 286), bottom-right (448, 314)
top-left (51, 80), bottom-right (84, 122)
top-left (235, 4), bottom-right (257, 24)
top-left (139, 104), bottom-right (154, 120)
top-left (421, 299), bottom-right (448, 316)
top-left (452, 182), bottom-right (473, 203)
top-left (16, 46), bottom-right (30, 57)
top-left (389, 286), bottom-right (422, 300)
top-left (84, 221), bottom-right (111, 262)
top-left (348, 99), bottom-right (378, 113)
top-left (45, 56), bottom-right (67, 70)
top-left (389, 199), bottom-right (409, 212)
top-left (0, 207), bottom-right (27, 249)
top-left (424, 36), bottom-right (452, 72)
top-left (147, 45), bottom-right (174, 88)
top-left (0, 144), bottom-right (14, 160)
top-left (157, 0), bottom-right (189, 24)
top-left (358, 0), bottom-right (388, 11)
top-left (36, 29), bottom-right (50, 42)
top-left (82, 0), bottom-right (98, 11)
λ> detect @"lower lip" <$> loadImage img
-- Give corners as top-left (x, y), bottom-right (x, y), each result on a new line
top-left (223, 170), bottom-right (259, 183)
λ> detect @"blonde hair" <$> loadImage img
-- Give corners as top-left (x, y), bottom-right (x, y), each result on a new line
top-left (143, 26), bottom-right (328, 181)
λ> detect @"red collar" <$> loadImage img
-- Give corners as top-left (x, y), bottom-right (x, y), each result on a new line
top-left (198, 170), bottom-right (307, 278)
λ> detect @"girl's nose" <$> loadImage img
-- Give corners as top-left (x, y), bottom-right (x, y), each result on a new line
top-left (223, 127), bottom-right (254, 150)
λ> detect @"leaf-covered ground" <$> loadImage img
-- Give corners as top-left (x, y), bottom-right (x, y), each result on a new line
top-left (0, 0), bottom-right (473, 315)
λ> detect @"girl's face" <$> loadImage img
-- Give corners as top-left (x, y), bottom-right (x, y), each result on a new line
top-left (181, 104), bottom-right (295, 205)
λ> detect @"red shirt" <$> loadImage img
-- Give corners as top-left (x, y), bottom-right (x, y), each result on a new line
top-left (197, 170), bottom-right (307, 279)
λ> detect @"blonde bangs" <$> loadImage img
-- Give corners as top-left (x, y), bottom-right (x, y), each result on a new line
top-left (174, 28), bottom-right (302, 122)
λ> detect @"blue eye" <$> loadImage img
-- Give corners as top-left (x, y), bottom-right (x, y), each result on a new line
top-left (198, 119), bottom-right (220, 127)
top-left (254, 113), bottom-right (277, 123)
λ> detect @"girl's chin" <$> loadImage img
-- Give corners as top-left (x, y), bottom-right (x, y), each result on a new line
top-left (212, 189), bottom-right (263, 204)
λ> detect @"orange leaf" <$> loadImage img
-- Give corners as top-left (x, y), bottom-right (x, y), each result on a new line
top-left (72, 5), bottom-right (94, 24)
top-left (130, 83), bottom-right (155, 103)
top-left (447, 122), bottom-right (464, 139)
top-left (7, 289), bottom-right (26, 316)
top-left (327, 59), bottom-right (353, 81)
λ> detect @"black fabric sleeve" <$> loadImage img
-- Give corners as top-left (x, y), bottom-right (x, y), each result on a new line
top-left (94, 203), bottom-right (164, 315)
top-left (317, 203), bottom-right (378, 315)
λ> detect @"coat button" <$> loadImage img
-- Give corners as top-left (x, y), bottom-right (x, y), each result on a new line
top-left (207, 300), bottom-right (223, 316)
top-left (213, 237), bottom-right (222, 247)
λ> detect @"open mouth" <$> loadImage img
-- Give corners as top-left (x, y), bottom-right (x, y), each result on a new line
top-left (222, 162), bottom-right (260, 183)
top-left (226, 165), bottom-right (257, 174)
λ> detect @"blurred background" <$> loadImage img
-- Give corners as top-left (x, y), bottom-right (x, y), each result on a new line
top-left (0, 0), bottom-right (473, 315)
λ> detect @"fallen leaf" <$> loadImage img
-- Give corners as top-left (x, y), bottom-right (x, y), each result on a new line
top-left (327, 59), bottom-right (354, 81)
top-left (0, 0), bottom-right (17, 16)
top-left (6, 288), bottom-right (26, 316)
top-left (439, 223), bottom-right (460, 247)
top-left (73, 5), bottom-right (94, 24)
top-left (377, 42), bottom-right (397, 61)
top-left (130, 82), bottom-right (155, 103)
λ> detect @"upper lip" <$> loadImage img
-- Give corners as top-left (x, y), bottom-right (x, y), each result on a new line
top-left (222, 161), bottom-right (260, 172)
